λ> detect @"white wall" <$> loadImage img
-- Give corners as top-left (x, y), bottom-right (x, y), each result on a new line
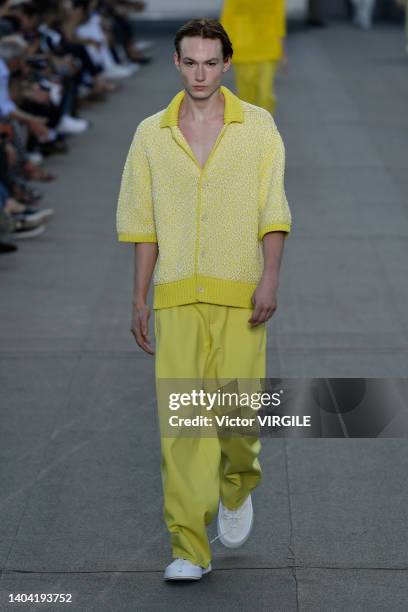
top-left (135, 0), bottom-right (307, 19)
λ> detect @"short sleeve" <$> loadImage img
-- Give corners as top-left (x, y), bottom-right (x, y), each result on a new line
top-left (258, 117), bottom-right (292, 241)
top-left (116, 124), bottom-right (157, 243)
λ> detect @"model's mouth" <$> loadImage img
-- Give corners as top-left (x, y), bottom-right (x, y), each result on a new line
top-left (193, 85), bottom-right (206, 89)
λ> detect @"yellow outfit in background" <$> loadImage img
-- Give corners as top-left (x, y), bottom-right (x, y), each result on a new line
top-left (220, 0), bottom-right (286, 114)
top-left (155, 303), bottom-right (266, 568)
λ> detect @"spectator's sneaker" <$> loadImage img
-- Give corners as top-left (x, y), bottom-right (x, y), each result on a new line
top-left (120, 62), bottom-right (140, 74)
top-left (164, 558), bottom-right (212, 581)
top-left (102, 64), bottom-right (137, 79)
top-left (216, 494), bottom-right (254, 548)
top-left (12, 209), bottom-right (54, 229)
top-left (0, 238), bottom-right (18, 253)
top-left (12, 223), bottom-right (46, 240)
top-left (57, 115), bottom-right (89, 135)
top-left (27, 151), bottom-right (44, 165)
top-left (133, 40), bottom-right (155, 52)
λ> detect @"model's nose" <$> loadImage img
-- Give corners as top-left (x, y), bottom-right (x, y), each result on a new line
top-left (195, 66), bottom-right (205, 81)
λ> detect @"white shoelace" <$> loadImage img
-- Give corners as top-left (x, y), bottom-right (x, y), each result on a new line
top-left (209, 506), bottom-right (243, 544)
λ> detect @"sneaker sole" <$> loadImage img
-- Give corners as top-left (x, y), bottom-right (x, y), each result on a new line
top-left (164, 562), bottom-right (212, 581)
top-left (12, 224), bottom-right (46, 239)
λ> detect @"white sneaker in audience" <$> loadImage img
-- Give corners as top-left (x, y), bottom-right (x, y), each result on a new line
top-left (102, 64), bottom-right (137, 79)
top-left (122, 62), bottom-right (140, 75)
top-left (134, 40), bottom-right (155, 52)
top-left (27, 152), bottom-right (44, 165)
top-left (57, 115), bottom-right (89, 135)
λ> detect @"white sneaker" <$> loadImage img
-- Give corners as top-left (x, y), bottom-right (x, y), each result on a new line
top-left (24, 208), bottom-right (54, 225)
top-left (133, 39), bottom-right (155, 52)
top-left (216, 494), bottom-right (254, 548)
top-left (164, 558), bottom-right (212, 581)
top-left (57, 115), bottom-right (89, 135)
top-left (122, 62), bottom-right (140, 75)
top-left (102, 64), bottom-right (137, 79)
top-left (27, 152), bottom-right (44, 165)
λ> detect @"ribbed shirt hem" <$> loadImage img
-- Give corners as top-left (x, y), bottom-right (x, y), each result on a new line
top-left (153, 276), bottom-right (258, 310)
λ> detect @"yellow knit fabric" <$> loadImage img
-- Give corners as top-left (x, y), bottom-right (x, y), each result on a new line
top-left (220, 0), bottom-right (286, 62)
top-left (116, 85), bottom-right (292, 310)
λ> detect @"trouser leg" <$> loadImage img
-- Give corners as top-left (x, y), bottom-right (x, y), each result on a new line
top-left (155, 304), bottom-right (219, 569)
top-left (233, 62), bottom-right (258, 106)
top-left (205, 304), bottom-right (266, 510)
top-left (257, 61), bottom-right (278, 115)
top-left (234, 61), bottom-right (278, 115)
top-left (154, 303), bottom-right (266, 567)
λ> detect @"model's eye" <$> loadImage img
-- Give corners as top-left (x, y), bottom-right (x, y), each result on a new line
top-left (208, 62), bottom-right (217, 66)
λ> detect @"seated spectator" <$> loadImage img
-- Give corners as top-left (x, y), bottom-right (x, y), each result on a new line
top-left (67, 0), bottom-right (137, 80)
top-left (0, 0), bottom-right (153, 253)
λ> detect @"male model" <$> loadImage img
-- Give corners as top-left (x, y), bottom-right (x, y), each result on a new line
top-left (116, 18), bottom-right (292, 581)
top-left (220, 0), bottom-right (286, 115)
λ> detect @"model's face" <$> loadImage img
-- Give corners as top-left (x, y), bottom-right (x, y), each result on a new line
top-left (174, 36), bottom-right (231, 101)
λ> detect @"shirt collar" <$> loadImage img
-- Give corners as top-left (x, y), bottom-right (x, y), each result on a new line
top-left (159, 85), bottom-right (244, 128)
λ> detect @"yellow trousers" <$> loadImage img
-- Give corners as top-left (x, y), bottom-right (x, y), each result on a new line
top-left (234, 60), bottom-right (278, 115)
top-left (154, 303), bottom-right (266, 568)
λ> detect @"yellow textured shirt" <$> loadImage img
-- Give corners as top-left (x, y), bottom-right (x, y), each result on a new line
top-left (116, 85), bottom-right (292, 310)
top-left (220, 0), bottom-right (286, 62)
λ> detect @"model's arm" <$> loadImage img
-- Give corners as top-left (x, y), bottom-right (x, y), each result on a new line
top-left (131, 242), bottom-right (158, 354)
top-left (248, 231), bottom-right (285, 327)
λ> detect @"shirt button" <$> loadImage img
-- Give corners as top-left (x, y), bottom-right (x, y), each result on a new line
top-left (201, 214), bottom-right (208, 222)
top-left (197, 287), bottom-right (204, 293)
top-left (201, 250), bottom-right (206, 257)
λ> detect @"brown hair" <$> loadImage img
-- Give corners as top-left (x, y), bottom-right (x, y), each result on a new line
top-left (174, 18), bottom-right (233, 60)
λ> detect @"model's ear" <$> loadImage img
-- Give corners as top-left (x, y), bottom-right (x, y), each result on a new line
top-left (174, 51), bottom-right (181, 71)
top-left (223, 57), bottom-right (232, 72)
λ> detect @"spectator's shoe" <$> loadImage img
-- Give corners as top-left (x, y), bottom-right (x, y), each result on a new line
top-left (57, 115), bottom-right (89, 135)
top-left (217, 494), bottom-right (254, 548)
top-left (164, 558), bottom-right (212, 581)
top-left (12, 222), bottom-right (46, 240)
top-left (133, 40), bottom-right (155, 52)
top-left (102, 64), bottom-right (137, 80)
top-left (12, 209), bottom-right (54, 229)
top-left (0, 209), bottom-right (14, 234)
top-left (121, 62), bottom-right (141, 74)
top-left (0, 238), bottom-right (18, 253)
top-left (26, 151), bottom-right (44, 165)
top-left (40, 139), bottom-right (69, 156)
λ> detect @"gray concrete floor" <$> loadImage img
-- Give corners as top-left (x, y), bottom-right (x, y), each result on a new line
top-left (1, 22), bottom-right (408, 612)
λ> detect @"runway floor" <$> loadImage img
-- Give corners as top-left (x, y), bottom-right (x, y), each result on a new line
top-left (1, 22), bottom-right (408, 611)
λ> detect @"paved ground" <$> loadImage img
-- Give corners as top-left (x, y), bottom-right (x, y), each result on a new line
top-left (1, 21), bottom-right (408, 612)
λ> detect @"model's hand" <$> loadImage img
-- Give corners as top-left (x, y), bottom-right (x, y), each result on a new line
top-left (131, 302), bottom-right (155, 354)
top-left (249, 275), bottom-right (278, 327)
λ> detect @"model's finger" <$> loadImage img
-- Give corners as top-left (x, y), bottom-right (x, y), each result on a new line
top-left (248, 304), bottom-right (261, 323)
top-left (140, 314), bottom-right (148, 337)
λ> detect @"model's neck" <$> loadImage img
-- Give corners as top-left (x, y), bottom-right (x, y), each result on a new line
top-left (179, 87), bottom-right (225, 123)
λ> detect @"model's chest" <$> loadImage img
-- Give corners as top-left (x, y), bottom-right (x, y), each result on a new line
top-left (178, 118), bottom-right (225, 169)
